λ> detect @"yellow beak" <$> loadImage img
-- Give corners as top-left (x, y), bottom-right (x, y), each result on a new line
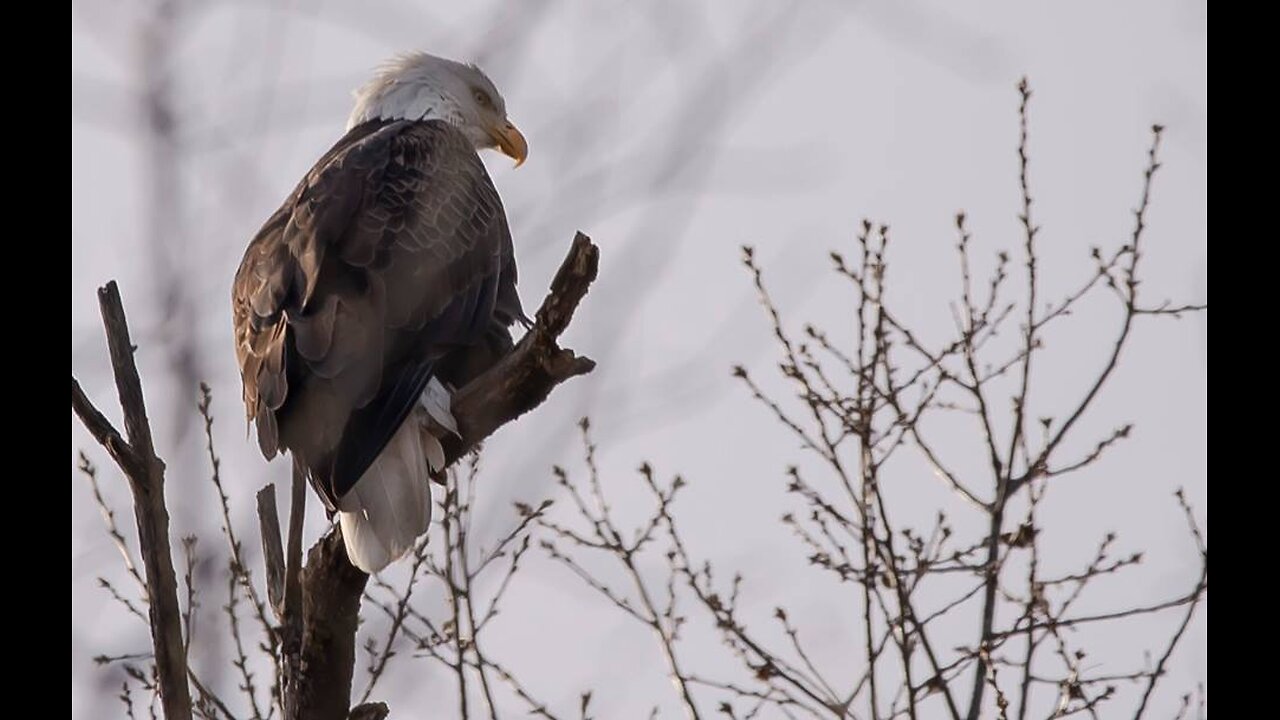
top-left (490, 120), bottom-right (528, 168)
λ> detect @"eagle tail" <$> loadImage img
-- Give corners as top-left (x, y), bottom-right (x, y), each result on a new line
top-left (337, 411), bottom-right (443, 573)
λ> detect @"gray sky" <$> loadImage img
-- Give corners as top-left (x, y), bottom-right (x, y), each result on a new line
top-left (72, 2), bottom-right (1206, 717)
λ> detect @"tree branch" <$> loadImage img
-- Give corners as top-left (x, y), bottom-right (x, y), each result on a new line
top-left (440, 230), bottom-right (599, 466)
top-left (72, 280), bottom-right (193, 720)
top-left (255, 484), bottom-right (287, 620)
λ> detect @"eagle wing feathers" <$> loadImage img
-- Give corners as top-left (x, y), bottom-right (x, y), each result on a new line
top-left (232, 119), bottom-right (520, 510)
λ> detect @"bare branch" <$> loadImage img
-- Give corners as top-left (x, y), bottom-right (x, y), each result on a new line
top-left (72, 280), bottom-right (193, 720)
top-left (255, 485), bottom-right (287, 621)
top-left (438, 231), bottom-right (599, 470)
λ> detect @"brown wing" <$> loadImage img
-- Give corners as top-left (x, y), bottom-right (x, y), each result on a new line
top-left (232, 119), bottom-right (521, 510)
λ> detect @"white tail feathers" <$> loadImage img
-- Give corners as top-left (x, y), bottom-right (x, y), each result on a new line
top-left (420, 377), bottom-right (461, 438)
top-left (338, 411), bottom-right (445, 573)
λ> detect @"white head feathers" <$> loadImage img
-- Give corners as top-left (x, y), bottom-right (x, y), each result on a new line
top-left (347, 52), bottom-right (527, 166)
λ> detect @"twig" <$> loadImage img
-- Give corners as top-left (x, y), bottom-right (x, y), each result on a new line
top-left (1132, 492), bottom-right (1207, 719)
top-left (78, 452), bottom-right (147, 592)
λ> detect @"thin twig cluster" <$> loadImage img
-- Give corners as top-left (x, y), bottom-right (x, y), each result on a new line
top-left (533, 79), bottom-right (1206, 720)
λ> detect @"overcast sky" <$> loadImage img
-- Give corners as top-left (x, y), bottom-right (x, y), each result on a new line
top-left (73, 2), bottom-right (1206, 717)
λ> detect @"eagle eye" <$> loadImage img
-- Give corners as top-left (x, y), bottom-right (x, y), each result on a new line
top-left (473, 89), bottom-right (492, 108)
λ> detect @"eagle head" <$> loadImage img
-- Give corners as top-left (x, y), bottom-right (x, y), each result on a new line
top-left (347, 51), bottom-right (528, 167)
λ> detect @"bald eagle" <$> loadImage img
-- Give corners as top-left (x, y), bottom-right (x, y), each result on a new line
top-left (232, 53), bottom-right (529, 573)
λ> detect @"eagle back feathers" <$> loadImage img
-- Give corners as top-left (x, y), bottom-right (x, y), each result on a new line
top-left (232, 119), bottom-right (523, 509)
